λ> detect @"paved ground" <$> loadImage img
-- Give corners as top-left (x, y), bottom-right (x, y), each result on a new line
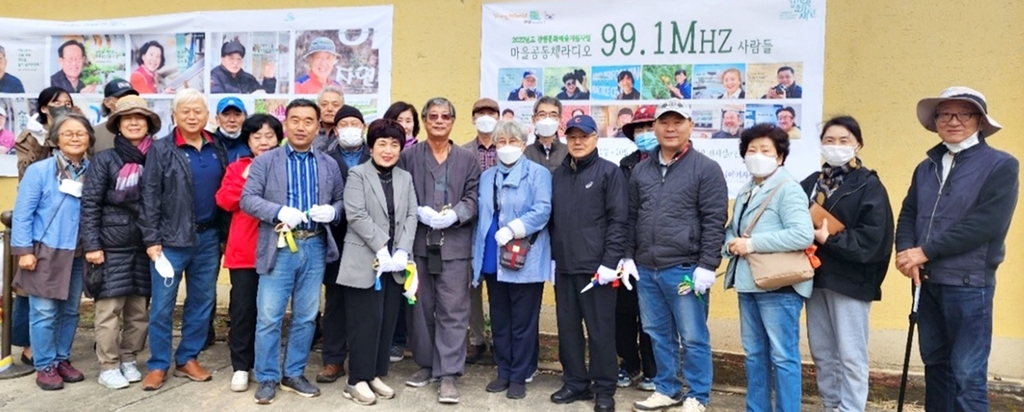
top-left (0, 329), bottom-right (913, 411)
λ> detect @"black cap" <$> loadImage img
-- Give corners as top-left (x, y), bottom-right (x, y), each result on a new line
top-left (221, 40), bottom-right (246, 58)
top-left (334, 105), bottom-right (364, 124)
top-left (104, 78), bottom-right (138, 98)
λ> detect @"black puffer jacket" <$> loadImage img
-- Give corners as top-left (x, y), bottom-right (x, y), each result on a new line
top-left (80, 149), bottom-right (151, 298)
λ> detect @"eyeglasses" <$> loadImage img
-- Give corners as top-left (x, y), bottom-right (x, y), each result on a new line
top-left (59, 131), bottom-right (89, 139)
top-left (427, 113), bottom-right (452, 122)
top-left (494, 138), bottom-right (522, 145)
top-left (935, 112), bottom-right (979, 124)
top-left (534, 112), bottom-right (559, 120)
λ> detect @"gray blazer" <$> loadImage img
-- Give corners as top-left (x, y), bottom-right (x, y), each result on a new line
top-left (337, 162), bottom-right (418, 289)
top-left (240, 146), bottom-right (345, 275)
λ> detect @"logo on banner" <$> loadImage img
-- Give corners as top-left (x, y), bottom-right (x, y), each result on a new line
top-left (492, 10), bottom-right (554, 24)
top-left (781, 0), bottom-right (817, 20)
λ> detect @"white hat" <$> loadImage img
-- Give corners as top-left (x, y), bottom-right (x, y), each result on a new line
top-left (916, 86), bottom-right (1001, 137)
top-left (655, 98), bottom-right (692, 119)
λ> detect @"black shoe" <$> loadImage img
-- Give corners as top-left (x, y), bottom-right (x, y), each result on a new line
top-left (465, 344), bottom-right (488, 364)
top-left (594, 393), bottom-right (615, 412)
top-left (507, 382), bottom-right (526, 400)
top-left (281, 375), bottom-right (321, 398)
top-left (254, 381), bottom-right (276, 405)
top-left (20, 352), bottom-right (33, 366)
top-left (485, 377), bottom-right (509, 393)
top-left (550, 386), bottom-right (593, 404)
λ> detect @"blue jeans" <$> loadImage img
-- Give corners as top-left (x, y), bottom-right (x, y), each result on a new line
top-left (917, 282), bottom-right (994, 412)
top-left (12, 294), bottom-right (31, 348)
top-left (738, 292), bottom-right (804, 412)
top-left (146, 229), bottom-right (221, 372)
top-left (637, 265), bottom-right (712, 404)
top-left (254, 237), bottom-right (325, 383)
top-left (28, 258), bottom-right (83, 370)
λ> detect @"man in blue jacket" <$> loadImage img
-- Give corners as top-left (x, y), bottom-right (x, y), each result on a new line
top-left (896, 86), bottom-right (1018, 412)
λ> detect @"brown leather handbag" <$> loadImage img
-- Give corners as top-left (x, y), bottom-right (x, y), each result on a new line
top-left (741, 184), bottom-right (815, 289)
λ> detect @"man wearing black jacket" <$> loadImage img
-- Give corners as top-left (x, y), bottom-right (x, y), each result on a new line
top-left (549, 114), bottom-right (628, 412)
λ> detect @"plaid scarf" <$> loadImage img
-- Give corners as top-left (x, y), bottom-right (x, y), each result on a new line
top-left (814, 157), bottom-right (862, 204)
top-left (55, 150), bottom-right (86, 182)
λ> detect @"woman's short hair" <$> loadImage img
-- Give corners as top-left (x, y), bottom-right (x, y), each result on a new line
top-left (37, 87), bottom-right (72, 125)
top-left (241, 114), bottom-right (284, 146)
top-left (819, 115), bottom-right (864, 147)
top-left (739, 123), bottom-right (790, 164)
top-left (366, 118), bottom-right (407, 149)
top-left (171, 88), bottom-right (207, 112)
top-left (383, 101), bottom-right (420, 137)
top-left (136, 41), bottom-right (166, 70)
top-left (492, 119), bottom-right (527, 143)
top-left (48, 113), bottom-right (95, 148)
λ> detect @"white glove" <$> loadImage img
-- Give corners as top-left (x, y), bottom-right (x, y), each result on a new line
top-left (430, 209), bottom-right (459, 230)
top-left (619, 258), bottom-right (639, 291)
top-left (417, 206), bottom-right (439, 226)
top-left (308, 204), bottom-right (336, 223)
top-left (693, 267), bottom-right (716, 294)
top-left (376, 247), bottom-right (393, 278)
top-left (390, 249), bottom-right (409, 272)
top-left (596, 265), bottom-right (618, 285)
top-left (277, 206), bottom-right (308, 228)
top-left (494, 227), bottom-right (514, 246)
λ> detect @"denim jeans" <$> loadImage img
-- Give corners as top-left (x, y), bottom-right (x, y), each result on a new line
top-left (28, 258), bottom-right (83, 370)
top-left (637, 265), bottom-right (712, 404)
top-left (12, 294), bottom-right (31, 347)
top-left (254, 237), bottom-right (325, 383)
top-left (146, 229), bottom-right (221, 372)
top-left (738, 291), bottom-right (804, 412)
top-left (917, 282), bottom-right (994, 412)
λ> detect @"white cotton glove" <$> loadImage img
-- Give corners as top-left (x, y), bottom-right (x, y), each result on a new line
top-left (390, 249), bottom-right (409, 272)
top-left (494, 227), bottom-right (514, 246)
top-left (417, 206), bottom-right (439, 226)
top-left (308, 204), bottom-right (336, 223)
top-left (430, 209), bottom-right (459, 230)
top-left (376, 247), bottom-right (394, 278)
top-left (618, 258), bottom-right (639, 291)
top-left (596, 265), bottom-right (619, 285)
top-left (277, 206), bottom-right (308, 228)
top-left (693, 267), bottom-right (717, 294)
top-left (507, 219), bottom-right (527, 239)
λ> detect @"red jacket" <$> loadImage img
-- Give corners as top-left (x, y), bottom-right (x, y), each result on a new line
top-left (216, 158), bottom-right (258, 269)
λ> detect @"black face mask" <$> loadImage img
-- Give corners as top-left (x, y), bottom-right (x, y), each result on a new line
top-left (47, 105), bottom-right (72, 123)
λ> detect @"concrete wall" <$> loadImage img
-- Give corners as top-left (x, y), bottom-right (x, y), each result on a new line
top-left (3, 0), bottom-right (1022, 379)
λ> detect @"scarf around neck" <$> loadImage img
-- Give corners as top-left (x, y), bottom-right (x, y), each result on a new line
top-left (814, 157), bottom-right (862, 204)
top-left (112, 135), bottom-right (153, 203)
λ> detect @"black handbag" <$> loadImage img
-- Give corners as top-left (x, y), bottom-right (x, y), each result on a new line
top-left (84, 262), bottom-right (105, 298)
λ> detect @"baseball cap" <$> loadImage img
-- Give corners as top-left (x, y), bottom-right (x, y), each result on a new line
top-left (655, 99), bottom-right (692, 120)
top-left (217, 97), bottom-right (246, 114)
top-left (622, 105), bottom-right (658, 139)
top-left (472, 98), bottom-right (500, 115)
top-left (221, 40), bottom-right (246, 58)
top-left (303, 37), bottom-right (339, 59)
top-left (523, 70), bottom-right (537, 79)
top-left (565, 115), bottom-right (597, 135)
top-left (103, 78), bottom-right (138, 98)
top-left (916, 86), bottom-right (1001, 137)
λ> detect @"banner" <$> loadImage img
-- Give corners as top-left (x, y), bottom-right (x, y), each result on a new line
top-left (0, 6), bottom-right (393, 177)
top-left (481, 0), bottom-right (826, 197)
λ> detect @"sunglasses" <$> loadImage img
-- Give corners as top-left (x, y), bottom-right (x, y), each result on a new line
top-left (427, 113), bottom-right (452, 122)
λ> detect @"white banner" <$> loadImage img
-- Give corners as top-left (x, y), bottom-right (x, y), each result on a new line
top-left (481, 0), bottom-right (826, 198)
top-left (0, 6), bottom-right (394, 177)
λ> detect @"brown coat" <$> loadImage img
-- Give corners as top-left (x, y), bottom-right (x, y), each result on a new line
top-left (14, 129), bottom-right (54, 180)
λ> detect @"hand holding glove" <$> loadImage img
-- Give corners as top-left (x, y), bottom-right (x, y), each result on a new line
top-left (308, 204), bottom-right (336, 223)
top-left (494, 227), bottom-right (514, 246)
top-left (693, 267), bottom-right (716, 294)
top-left (390, 249), bottom-right (409, 272)
top-left (596, 265), bottom-right (619, 285)
top-left (430, 209), bottom-right (459, 230)
top-left (618, 258), bottom-right (639, 291)
top-left (277, 206), bottom-right (309, 229)
top-left (417, 206), bottom-right (439, 226)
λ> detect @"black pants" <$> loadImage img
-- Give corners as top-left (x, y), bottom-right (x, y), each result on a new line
top-left (391, 297), bottom-right (409, 347)
top-left (228, 268), bottom-right (259, 371)
top-left (344, 275), bottom-right (402, 385)
top-left (616, 284), bottom-right (657, 378)
top-left (487, 275), bottom-right (544, 384)
top-left (321, 261), bottom-right (347, 366)
top-left (555, 273), bottom-right (617, 395)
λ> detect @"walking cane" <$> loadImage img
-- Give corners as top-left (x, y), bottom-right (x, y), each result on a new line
top-left (896, 283), bottom-right (921, 412)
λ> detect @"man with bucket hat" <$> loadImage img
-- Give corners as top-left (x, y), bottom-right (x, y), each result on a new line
top-left (211, 40), bottom-right (277, 94)
top-left (895, 86), bottom-right (1018, 411)
top-left (295, 37), bottom-right (343, 95)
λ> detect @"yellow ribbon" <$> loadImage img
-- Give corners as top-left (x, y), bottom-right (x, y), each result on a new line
top-left (275, 223), bottom-right (298, 253)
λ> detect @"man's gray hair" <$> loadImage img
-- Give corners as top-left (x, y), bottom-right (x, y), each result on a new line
top-left (421, 97), bottom-right (456, 119)
top-left (532, 96), bottom-right (562, 116)
top-left (0, 45), bottom-right (5, 57)
top-left (318, 86), bottom-right (344, 103)
top-left (492, 119), bottom-right (527, 143)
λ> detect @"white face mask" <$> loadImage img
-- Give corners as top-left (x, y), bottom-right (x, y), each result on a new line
top-left (534, 118), bottom-right (559, 137)
top-left (220, 128), bottom-right (241, 139)
top-left (337, 127), bottom-right (364, 148)
top-left (497, 145), bottom-right (524, 165)
top-left (942, 132), bottom-right (980, 154)
top-left (821, 145), bottom-right (856, 167)
top-left (744, 153), bottom-right (779, 178)
top-left (474, 115), bottom-right (497, 134)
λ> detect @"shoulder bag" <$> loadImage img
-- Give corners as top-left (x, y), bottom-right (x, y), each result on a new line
top-left (741, 183), bottom-right (814, 289)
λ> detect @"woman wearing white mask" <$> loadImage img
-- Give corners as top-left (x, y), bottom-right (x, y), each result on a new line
top-left (722, 123), bottom-right (813, 412)
top-left (472, 119), bottom-right (552, 400)
top-left (799, 116), bottom-right (893, 412)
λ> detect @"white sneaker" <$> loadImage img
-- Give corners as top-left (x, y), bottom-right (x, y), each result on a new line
top-left (120, 361), bottom-right (143, 383)
top-left (231, 371), bottom-right (250, 392)
top-left (525, 369), bottom-right (538, 383)
top-left (680, 397), bottom-right (706, 412)
top-left (369, 377), bottom-right (395, 399)
top-left (632, 392), bottom-right (683, 411)
top-left (343, 382), bottom-right (377, 405)
top-left (98, 368), bottom-right (130, 389)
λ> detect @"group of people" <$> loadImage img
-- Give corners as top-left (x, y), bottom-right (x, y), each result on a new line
top-left (7, 80), bottom-right (1016, 412)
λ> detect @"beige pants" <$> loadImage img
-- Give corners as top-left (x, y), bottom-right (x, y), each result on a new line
top-left (94, 295), bottom-right (149, 370)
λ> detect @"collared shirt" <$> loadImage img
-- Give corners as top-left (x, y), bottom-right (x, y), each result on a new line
top-left (658, 143), bottom-right (691, 177)
top-left (286, 144), bottom-right (319, 230)
top-left (176, 129), bottom-right (223, 224)
top-left (340, 146), bottom-right (365, 169)
top-left (473, 138), bottom-right (498, 170)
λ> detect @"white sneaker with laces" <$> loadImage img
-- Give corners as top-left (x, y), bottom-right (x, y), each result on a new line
top-left (231, 371), bottom-right (250, 392)
top-left (633, 392), bottom-right (683, 411)
top-left (120, 361), bottom-right (143, 383)
top-left (98, 368), bottom-right (130, 389)
top-left (680, 397), bottom-right (706, 412)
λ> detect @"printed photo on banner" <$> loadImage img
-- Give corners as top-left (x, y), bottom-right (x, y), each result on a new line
top-left (208, 32), bottom-right (289, 95)
top-left (693, 63), bottom-right (746, 100)
top-left (693, 103), bottom-right (745, 140)
top-left (600, 105), bottom-right (638, 138)
top-left (0, 38), bottom-right (46, 94)
top-left (747, 103), bottom-right (802, 139)
top-left (254, 98), bottom-right (291, 122)
top-left (0, 97), bottom-right (34, 154)
top-left (642, 64), bottom-right (693, 100)
top-left (130, 33), bottom-right (207, 94)
top-left (544, 67), bottom-right (590, 100)
top-left (747, 62), bottom-right (803, 99)
top-left (294, 29), bottom-right (380, 96)
top-left (590, 65), bottom-right (641, 101)
top-left (500, 68), bottom-right (543, 102)
top-left (48, 35), bottom-right (128, 95)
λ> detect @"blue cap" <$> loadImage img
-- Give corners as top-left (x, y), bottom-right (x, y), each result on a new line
top-left (565, 115), bottom-right (597, 135)
top-left (523, 70), bottom-right (536, 79)
top-left (217, 97), bottom-right (246, 114)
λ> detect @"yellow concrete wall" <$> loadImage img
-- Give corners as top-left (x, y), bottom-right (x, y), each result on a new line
top-left (2, 0), bottom-right (1022, 344)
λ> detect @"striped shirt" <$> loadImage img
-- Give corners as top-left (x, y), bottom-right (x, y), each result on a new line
top-left (286, 144), bottom-right (319, 231)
